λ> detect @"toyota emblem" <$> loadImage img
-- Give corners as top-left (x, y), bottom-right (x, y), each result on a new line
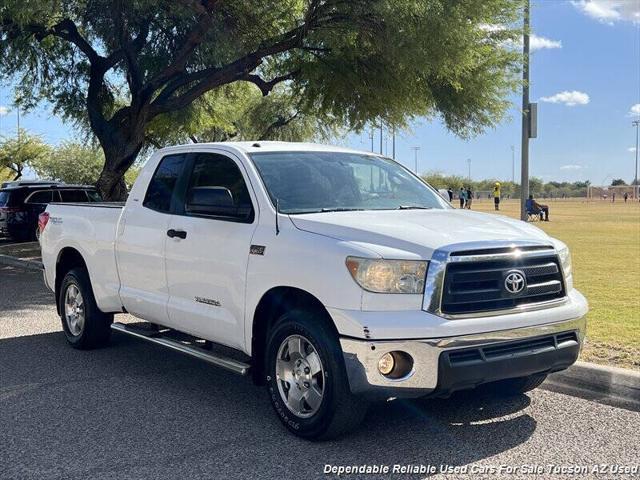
top-left (504, 271), bottom-right (526, 294)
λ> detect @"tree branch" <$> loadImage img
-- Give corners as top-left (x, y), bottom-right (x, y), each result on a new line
top-left (28, 19), bottom-right (102, 65)
top-left (149, 23), bottom-right (308, 115)
top-left (259, 111), bottom-right (300, 139)
top-left (242, 70), bottom-right (300, 96)
top-left (145, 0), bottom-right (220, 93)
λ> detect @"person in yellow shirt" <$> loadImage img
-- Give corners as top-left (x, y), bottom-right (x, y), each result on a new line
top-left (493, 182), bottom-right (501, 211)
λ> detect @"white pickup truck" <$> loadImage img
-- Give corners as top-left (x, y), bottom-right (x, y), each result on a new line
top-left (40, 142), bottom-right (588, 439)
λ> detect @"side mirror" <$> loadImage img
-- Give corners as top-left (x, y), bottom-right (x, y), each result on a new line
top-left (185, 186), bottom-right (253, 220)
top-left (186, 186), bottom-right (235, 216)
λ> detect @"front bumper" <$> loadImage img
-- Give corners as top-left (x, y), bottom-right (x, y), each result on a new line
top-left (340, 315), bottom-right (586, 399)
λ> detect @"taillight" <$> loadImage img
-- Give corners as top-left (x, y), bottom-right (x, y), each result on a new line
top-left (0, 206), bottom-right (22, 213)
top-left (38, 212), bottom-right (50, 234)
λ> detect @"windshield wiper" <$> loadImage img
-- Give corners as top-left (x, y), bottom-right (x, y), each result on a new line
top-left (396, 205), bottom-right (432, 210)
top-left (320, 207), bottom-right (365, 213)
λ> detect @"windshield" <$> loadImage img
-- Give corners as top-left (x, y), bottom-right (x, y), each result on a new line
top-left (251, 151), bottom-right (449, 214)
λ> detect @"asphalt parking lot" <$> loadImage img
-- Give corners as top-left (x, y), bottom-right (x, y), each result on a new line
top-left (1, 264), bottom-right (639, 480)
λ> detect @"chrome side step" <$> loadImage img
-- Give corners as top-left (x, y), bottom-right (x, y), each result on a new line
top-left (111, 322), bottom-right (250, 375)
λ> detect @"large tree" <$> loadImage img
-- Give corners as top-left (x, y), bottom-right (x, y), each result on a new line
top-left (1, 0), bottom-right (521, 199)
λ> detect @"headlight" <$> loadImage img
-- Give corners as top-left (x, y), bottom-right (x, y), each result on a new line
top-left (345, 257), bottom-right (428, 294)
top-left (558, 246), bottom-right (573, 291)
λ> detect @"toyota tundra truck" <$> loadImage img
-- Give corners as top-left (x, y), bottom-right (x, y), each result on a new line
top-left (39, 142), bottom-right (588, 439)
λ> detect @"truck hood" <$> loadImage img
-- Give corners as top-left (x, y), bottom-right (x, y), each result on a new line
top-left (289, 209), bottom-right (553, 259)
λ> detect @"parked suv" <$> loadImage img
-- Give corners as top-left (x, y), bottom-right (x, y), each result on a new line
top-left (0, 183), bottom-right (102, 241)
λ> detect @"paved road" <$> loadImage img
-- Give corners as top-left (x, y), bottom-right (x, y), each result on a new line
top-left (1, 265), bottom-right (639, 480)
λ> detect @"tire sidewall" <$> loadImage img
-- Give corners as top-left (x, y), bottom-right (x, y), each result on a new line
top-left (266, 311), bottom-right (343, 439)
top-left (59, 271), bottom-right (86, 346)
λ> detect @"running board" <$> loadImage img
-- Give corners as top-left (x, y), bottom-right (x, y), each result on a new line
top-left (111, 322), bottom-right (250, 375)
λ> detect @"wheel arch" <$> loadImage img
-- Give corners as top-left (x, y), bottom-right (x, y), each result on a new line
top-left (250, 286), bottom-right (338, 385)
top-left (55, 247), bottom-right (89, 315)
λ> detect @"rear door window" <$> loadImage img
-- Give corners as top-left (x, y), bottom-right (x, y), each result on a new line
top-left (60, 190), bottom-right (89, 202)
top-left (26, 190), bottom-right (54, 204)
top-left (143, 154), bottom-right (187, 213)
top-left (86, 190), bottom-right (103, 202)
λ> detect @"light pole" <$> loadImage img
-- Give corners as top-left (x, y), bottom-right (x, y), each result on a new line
top-left (392, 126), bottom-right (396, 159)
top-left (520, 0), bottom-right (531, 221)
top-left (410, 146), bottom-right (420, 174)
top-left (467, 158), bottom-right (471, 181)
top-left (633, 120), bottom-right (639, 195)
top-left (511, 145), bottom-right (515, 183)
top-left (379, 122), bottom-right (383, 155)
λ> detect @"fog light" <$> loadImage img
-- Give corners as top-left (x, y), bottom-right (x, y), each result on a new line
top-left (378, 353), bottom-right (395, 375)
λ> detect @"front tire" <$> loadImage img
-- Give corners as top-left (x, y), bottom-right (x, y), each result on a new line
top-left (265, 309), bottom-right (367, 440)
top-left (59, 268), bottom-right (113, 349)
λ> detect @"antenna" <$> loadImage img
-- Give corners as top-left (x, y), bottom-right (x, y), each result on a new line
top-left (275, 199), bottom-right (280, 236)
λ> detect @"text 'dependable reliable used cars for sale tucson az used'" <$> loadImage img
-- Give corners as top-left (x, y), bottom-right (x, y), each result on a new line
top-left (38, 142), bottom-right (588, 439)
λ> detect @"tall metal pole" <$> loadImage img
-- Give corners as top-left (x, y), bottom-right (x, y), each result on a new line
top-left (369, 127), bottom-right (374, 152)
top-left (467, 158), bottom-right (471, 181)
top-left (379, 122), bottom-right (383, 155)
top-left (410, 146), bottom-right (420, 173)
top-left (392, 126), bottom-right (396, 159)
top-left (520, 0), bottom-right (530, 220)
top-left (633, 120), bottom-right (639, 192)
top-left (511, 145), bottom-right (515, 183)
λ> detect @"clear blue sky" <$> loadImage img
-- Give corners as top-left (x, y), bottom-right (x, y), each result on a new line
top-left (1, 0), bottom-right (639, 185)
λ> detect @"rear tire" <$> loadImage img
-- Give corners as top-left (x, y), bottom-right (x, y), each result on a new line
top-left (265, 309), bottom-right (367, 440)
top-left (59, 268), bottom-right (113, 349)
top-left (489, 373), bottom-right (548, 397)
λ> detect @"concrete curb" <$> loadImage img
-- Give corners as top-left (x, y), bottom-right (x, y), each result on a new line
top-left (0, 254), bottom-right (43, 271)
top-left (543, 361), bottom-right (640, 412)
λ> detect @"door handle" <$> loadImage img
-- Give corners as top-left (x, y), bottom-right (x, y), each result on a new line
top-left (167, 229), bottom-right (187, 239)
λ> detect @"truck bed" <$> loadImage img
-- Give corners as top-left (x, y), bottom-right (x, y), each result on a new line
top-left (41, 202), bottom-right (125, 313)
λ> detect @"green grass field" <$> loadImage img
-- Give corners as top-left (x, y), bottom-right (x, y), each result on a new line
top-left (472, 198), bottom-right (640, 370)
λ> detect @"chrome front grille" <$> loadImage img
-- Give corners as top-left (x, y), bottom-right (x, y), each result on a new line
top-left (422, 241), bottom-right (568, 318)
top-left (440, 253), bottom-right (565, 315)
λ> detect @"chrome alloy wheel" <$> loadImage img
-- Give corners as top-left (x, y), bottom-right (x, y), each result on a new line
top-left (64, 284), bottom-right (85, 336)
top-left (276, 335), bottom-right (325, 418)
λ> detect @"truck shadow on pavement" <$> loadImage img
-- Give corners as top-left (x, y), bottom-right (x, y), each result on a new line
top-left (0, 330), bottom-right (536, 480)
top-left (0, 265), bottom-right (53, 314)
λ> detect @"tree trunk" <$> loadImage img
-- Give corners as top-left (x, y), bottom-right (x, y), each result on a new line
top-left (96, 167), bottom-right (128, 201)
top-left (12, 164), bottom-right (22, 181)
top-left (96, 139), bottom-right (143, 201)
top-left (94, 113), bottom-right (147, 201)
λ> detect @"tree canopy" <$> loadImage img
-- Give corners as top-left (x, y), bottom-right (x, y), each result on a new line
top-left (29, 140), bottom-right (141, 187)
top-left (1, 0), bottom-right (522, 199)
top-left (0, 129), bottom-right (49, 180)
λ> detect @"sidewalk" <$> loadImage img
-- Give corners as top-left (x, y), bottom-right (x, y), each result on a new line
top-left (0, 240), bottom-right (43, 270)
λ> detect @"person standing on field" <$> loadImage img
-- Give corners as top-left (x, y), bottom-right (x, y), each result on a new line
top-left (466, 187), bottom-right (473, 209)
top-left (459, 187), bottom-right (466, 208)
top-left (493, 182), bottom-right (501, 211)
